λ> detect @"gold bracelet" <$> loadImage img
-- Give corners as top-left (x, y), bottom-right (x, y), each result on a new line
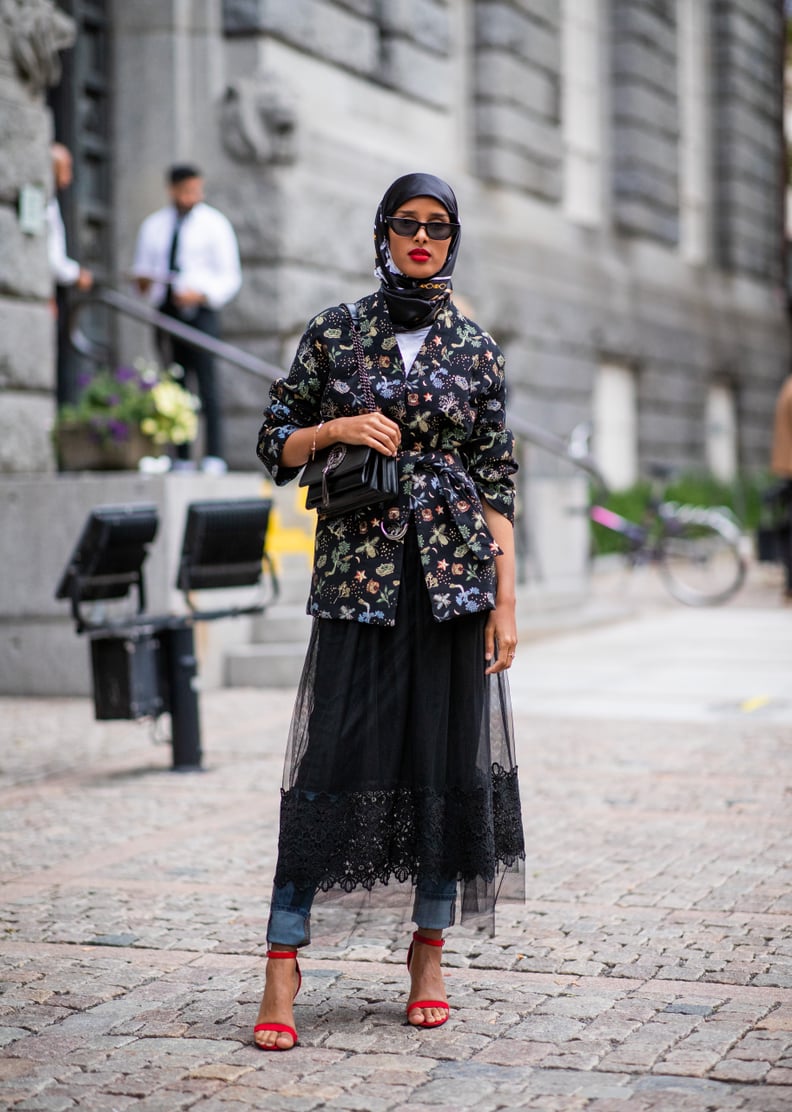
top-left (311, 422), bottom-right (324, 460)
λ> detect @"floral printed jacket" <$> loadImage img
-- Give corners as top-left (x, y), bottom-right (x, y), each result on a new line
top-left (257, 291), bottom-right (517, 625)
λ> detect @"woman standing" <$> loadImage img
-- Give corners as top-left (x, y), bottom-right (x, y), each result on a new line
top-left (255, 173), bottom-right (525, 1050)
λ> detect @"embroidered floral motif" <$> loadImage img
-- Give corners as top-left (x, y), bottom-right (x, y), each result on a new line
top-left (257, 291), bottom-right (518, 625)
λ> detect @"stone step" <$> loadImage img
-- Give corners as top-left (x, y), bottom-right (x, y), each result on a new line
top-left (251, 604), bottom-right (312, 644)
top-left (225, 642), bottom-right (308, 688)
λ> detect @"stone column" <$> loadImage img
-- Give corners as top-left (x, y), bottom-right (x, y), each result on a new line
top-left (677, 0), bottom-right (712, 266)
top-left (0, 0), bottom-right (74, 474)
top-left (712, 0), bottom-right (785, 283)
top-left (110, 0), bottom-right (228, 370)
top-left (472, 0), bottom-right (562, 200)
top-left (611, 0), bottom-right (680, 244)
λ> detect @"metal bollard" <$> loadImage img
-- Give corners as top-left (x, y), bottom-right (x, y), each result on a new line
top-left (161, 620), bottom-right (203, 771)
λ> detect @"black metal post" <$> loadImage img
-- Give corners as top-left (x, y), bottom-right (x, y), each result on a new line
top-left (162, 620), bottom-right (203, 770)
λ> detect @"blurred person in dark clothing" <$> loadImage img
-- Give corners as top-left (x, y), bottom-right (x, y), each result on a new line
top-left (770, 374), bottom-right (792, 598)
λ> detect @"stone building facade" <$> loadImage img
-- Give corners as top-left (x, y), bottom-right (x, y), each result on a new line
top-left (0, 0), bottom-right (788, 484)
top-left (0, 0), bottom-right (74, 472)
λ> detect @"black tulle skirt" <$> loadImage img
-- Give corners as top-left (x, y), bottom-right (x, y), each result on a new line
top-left (273, 526), bottom-right (525, 931)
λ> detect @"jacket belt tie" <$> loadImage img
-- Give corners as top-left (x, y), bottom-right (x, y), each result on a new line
top-left (387, 449), bottom-right (500, 560)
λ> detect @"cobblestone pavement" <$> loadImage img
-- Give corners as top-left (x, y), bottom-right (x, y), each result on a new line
top-left (1, 565), bottom-right (791, 1110)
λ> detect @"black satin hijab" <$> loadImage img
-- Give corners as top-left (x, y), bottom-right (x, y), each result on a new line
top-left (374, 172), bottom-right (461, 332)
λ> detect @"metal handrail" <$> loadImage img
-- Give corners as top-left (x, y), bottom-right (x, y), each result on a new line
top-left (68, 286), bottom-right (604, 483)
top-left (508, 417), bottom-right (603, 485)
top-left (68, 286), bottom-right (283, 384)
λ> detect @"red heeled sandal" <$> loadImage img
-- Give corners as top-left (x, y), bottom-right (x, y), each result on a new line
top-left (253, 949), bottom-right (302, 1051)
top-left (406, 931), bottom-right (450, 1029)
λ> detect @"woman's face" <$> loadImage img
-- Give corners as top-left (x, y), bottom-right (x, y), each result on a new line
top-left (387, 195), bottom-right (453, 280)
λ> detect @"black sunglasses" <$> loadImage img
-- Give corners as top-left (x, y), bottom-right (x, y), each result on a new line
top-left (386, 216), bottom-right (459, 241)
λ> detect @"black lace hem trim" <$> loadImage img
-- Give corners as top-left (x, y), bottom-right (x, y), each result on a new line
top-left (274, 763), bottom-right (525, 894)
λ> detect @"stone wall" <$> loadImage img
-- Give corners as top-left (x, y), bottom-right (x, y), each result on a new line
top-left (222, 0), bottom-right (452, 106)
top-left (0, 1), bottom-right (74, 474)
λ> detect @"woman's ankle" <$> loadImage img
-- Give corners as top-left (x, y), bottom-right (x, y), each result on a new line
top-left (415, 928), bottom-right (444, 941)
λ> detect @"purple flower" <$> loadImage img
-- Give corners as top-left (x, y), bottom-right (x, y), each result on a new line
top-left (106, 394), bottom-right (121, 407)
top-left (114, 366), bottom-right (138, 383)
top-left (77, 372), bottom-right (93, 388)
top-left (107, 419), bottom-right (130, 442)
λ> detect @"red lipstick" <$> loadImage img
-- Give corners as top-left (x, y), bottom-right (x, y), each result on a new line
top-left (409, 249), bottom-right (431, 261)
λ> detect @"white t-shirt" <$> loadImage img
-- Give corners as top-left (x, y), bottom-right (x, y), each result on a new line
top-left (394, 326), bottom-right (432, 372)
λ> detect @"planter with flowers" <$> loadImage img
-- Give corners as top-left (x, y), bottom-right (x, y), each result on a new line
top-left (54, 360), bottom-right (200, 471)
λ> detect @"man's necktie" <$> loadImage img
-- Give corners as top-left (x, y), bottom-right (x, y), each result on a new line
top-left (168, 216), bottom-right (182, 274)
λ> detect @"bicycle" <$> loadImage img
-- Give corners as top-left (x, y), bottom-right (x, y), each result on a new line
top-left (586, 463), bottom-right (747, 606)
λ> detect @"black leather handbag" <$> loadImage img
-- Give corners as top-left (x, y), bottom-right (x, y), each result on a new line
top-left (299, 303), bottom-right (398, 517)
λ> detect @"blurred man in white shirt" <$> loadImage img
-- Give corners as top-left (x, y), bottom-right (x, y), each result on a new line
top-left (47, 143), bottom-right (94, 406)
top-left (133, 164), bottom-right (241, 472)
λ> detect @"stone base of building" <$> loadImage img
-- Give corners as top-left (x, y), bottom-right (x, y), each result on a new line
top-left (0, 471), bottom-right (266, 696)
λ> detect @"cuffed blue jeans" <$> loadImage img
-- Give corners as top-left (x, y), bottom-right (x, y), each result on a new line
top-left (267, 877), bottom-right (458, 948)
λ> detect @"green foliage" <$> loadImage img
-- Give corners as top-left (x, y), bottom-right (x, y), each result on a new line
top-left (663, 472), bottom-right (767, 529)
top-left (590, 471), bottom-right (771, 556)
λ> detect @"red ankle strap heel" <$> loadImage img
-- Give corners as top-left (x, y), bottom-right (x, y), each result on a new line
top-left (253, 949), bottom-right (302, 1051)
top-left (406, 931), bottom-right (450, 1029)
top-left (412, 932), bottom-right (445, 949)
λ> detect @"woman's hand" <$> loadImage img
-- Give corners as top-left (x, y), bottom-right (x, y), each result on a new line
top-left (328, 413), bottom-right (401, 457)
top-left (280, 412), bottom-right (401, 468)
top-left (484, 601), bottom-right (517, 674)
top-left (481, 502), bottom-right (517, 674)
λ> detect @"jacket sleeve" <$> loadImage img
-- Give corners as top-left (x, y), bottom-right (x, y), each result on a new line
top-left (256, 315), bottom-right (327, 484)
top-left (459, 341), bottom-right (518, 524)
